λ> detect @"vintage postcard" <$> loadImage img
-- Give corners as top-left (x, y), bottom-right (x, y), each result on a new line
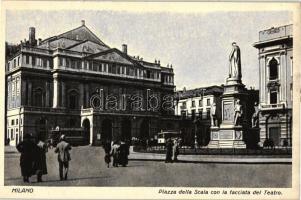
top-left (0, 1), bottom-right (300, 199)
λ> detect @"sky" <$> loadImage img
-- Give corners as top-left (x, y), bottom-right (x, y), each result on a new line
top-left (6, 9), bottom-right (292, 90)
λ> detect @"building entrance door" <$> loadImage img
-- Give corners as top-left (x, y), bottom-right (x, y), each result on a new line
top-left (269, 127), bottom-right (280, 146)
top-left (121, 119), bottom-right (131, 141)
top-left (82, 119), bottom-right (90, 144)
top-left (102, 119), bottom-right (112, 142)
top-left (140, 119), bottom-right (149, 140)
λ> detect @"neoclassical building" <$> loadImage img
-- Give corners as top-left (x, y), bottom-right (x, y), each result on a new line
top-left (174, 86), bottom-right (223, 146)
top-left (253, 24), bottom-right (293, 147)
top-left (6, 20), bottom-right (175, 146)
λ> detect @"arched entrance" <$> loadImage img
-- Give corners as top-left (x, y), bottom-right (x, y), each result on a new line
top-left (140, 119), bottom-right (149, 140)
top-left (82, 119), bottom-right (90, 144)
top-left (102, 119), bottom-right (112, 142)
top-left (36, 118), bottom-right (47, 141)
top-left (121, 119), bottom-right (131, 141)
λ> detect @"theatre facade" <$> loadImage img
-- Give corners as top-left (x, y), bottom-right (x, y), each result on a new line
top-left (6, 20), bottom-right (176, 146)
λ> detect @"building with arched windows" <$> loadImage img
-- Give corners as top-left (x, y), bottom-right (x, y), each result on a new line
top-left (5, 20), bottom-right (176, 146)
top-left (253, 24), bottom-right (293, 147)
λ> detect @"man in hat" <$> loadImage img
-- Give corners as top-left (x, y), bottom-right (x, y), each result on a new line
top-left (16, 133), bottom-right (36, 183)
top-left (33, 135), bottom-right (48, 182)
top-left (55, 135), bottom-right (71, 180)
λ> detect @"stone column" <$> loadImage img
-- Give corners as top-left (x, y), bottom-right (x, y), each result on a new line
top-left (61, 81), bottom-right (66, 107)
top-left (53, 77), bottom-right (60, 108)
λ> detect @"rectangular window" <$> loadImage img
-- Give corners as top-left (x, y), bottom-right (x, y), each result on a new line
top-left (270, 90), bottom-right (277, 104)
top-left (108, 64), bottom-right (112, 73)
top-left (89, 61), bottom-right (93, 70)
top-left (181, 111), bottom-right (186, 118)
top-left (206, 108), bottom-right (211, 119)
top-left (207, 99), bottom-right (211, 106)
top-left (11, 129), bottom-right (14, 140)
top-left (16, 119), bottom-right (18, 125)
top-left (93, 63), bottom-right (97, 71)
top-left (32, 56), bottom-right (36, 66)
top-left (18, 57), bottom-right (20, 66)
top-left (43, 59), bottom-right (47, 68)
top-left (49, 60), bottom-right (53, 69)
top-left (13, 59), bottom-right (16, 67)
top-left (199, 109), bottom-right (203, 119)
top-left (191, 109), bottom-right (196, 119)
top-left (112, 64), bottom-right (116, 74)
top-left (66, 58), bottom-right (70, 68)
top-left (191, 100), bottom-right (195, 107)
top-left (20, 118), bottom-right (22, 125)
top-left (11, 120), bottom-right (14, 126)
top-left (199, 99), bottom-right (203, 107)
top-left (59, 57), bottom-right (63, 66)
top-left (26, 55), bottom-right (30, 64)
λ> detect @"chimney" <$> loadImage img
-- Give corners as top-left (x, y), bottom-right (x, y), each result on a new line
top-left (38, 38), bottom-right (42, 45)
top-left (155, 59), bottom-right (157, 64)
top-left (29, 27), bottom-right (36, 46)
top-left (122, 44), bottom-right (127, 54)
top-left (81, 20), bottom-right (85, 26)
top-left (158, 60), bottom-right (160, 65)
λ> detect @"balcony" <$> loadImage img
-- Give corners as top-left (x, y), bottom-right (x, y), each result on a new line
top-left (260, 103), bottom-right (286, 111)
top-left (19, 106), bottom-right (81, 114)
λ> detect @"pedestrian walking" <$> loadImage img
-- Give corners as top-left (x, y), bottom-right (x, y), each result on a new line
top-left (119, 140), bottom-right (129, 167)
top-left (103, 140), bottom-right (111, 168)
top-left (165, 138), bottom-right (173, 163)
top-left (172, 139), bottom-right (179, 162)
top-left (16, 133), bottom-right (36, 183)
top-left (111, 141), bottom-right (120, 167)
top-left (54, 135), bottom-right (71, 181)
top-left (33, 136), bottom-right (48, 182)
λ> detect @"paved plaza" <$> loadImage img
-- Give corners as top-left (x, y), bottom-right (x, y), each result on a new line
top-left (5, 146), bottom-right (291, 187)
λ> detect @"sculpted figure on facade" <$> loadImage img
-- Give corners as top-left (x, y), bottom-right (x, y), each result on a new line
top-left (229, 42), bottom-right (242, 79)
top-left (210, 102), bottom-right (218, 127)
top-left (252, 102), bottom-right (260, 128)
top-left (233, 99), bottom-right (242, 126)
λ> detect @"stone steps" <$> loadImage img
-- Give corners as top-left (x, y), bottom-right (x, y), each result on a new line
top-left (218, 140), bottom-right (234, 148)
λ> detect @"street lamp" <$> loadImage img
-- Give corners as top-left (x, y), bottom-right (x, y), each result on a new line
top-left (193, 118), bottom-right (198, 149)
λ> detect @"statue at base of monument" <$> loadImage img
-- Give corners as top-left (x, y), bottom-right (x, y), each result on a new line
top-left (234, 100), bottom-right (242, 126)
top-left (252, 102), bottom-right (259, 128)
top-left (229, 42), bottom-right (242, 79)
top-left (210, 102), bottom-right (218, 127)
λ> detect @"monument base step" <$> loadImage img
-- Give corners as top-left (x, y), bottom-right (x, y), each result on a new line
top-left (207, 140), bottom-right (246, 149)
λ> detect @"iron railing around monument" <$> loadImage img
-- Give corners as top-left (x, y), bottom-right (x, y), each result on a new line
top-left (132, 145), bottom-right (292, 156)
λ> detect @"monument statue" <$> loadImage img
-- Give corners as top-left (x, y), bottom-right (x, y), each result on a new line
top-left (229, 42), bottom-right (242, 79)
top-left (233, 100), bottom-right (242, 126)
top-left (210, 102), bottom-right (218, 127)
top-left (252, 102), bottom-right (259, 128)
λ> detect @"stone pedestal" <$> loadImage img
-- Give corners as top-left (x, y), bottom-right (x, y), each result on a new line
top-left (207, 77), bottom-right (248, 149)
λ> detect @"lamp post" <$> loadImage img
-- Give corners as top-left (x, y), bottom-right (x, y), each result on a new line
top-left (193, 118), bottom-right (198, 149)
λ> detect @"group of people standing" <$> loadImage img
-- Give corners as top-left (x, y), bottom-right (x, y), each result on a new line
top-left (165, 138), bottom-right (180, 163)
top-left (16, 134), bottom-right (71, 183)
top-left (103, 140), bottom-right (130, 168)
